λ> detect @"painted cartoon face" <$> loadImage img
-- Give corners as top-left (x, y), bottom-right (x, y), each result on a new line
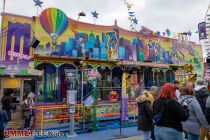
top-left (44, 111), bottom-right (54, 120)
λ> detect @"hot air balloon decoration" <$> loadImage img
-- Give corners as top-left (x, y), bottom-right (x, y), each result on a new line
top-left (39, 8), bottom-right (68, 45)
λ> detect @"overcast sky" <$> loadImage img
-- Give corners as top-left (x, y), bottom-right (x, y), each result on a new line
top-left (0, 0), bottom-right (209, 45)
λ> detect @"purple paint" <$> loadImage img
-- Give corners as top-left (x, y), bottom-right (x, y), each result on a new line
top-left (5, 22), bottom-right (31, 61)
top-left (121, 97), bottom-right (129, 123)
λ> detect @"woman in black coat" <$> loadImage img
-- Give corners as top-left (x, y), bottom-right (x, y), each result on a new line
top-left (136, 90), bottom-right (154, 140)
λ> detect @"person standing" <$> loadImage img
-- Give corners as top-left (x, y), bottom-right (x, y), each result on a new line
top-left (136, 90), bottom-right (153, 140)
top-left (22, 92), bottom-right (35, 129)
top-left (149, 86), bottom-right (158, 140)
top-left (153, 83), bottom-right (189, 140)
top-left (194, 80), bottom-right (210, 140)
top-left (150, 86), bottom-right (158, 100)
top-left (0, 108), bottom-right (8, 140)
top-left (205, 94), bottom-right (210, 139)
top-left (194, 80), bottom-right (209, 113)
top-left (174, 80), bottom-right (181, 100)
top-left (179, 84), bottom-right (210, 140)
top-left (1, 92), bottom-right (16, 128)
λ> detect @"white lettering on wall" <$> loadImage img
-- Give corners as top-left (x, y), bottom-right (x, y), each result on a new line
top-left (8, 51), bottom-right (32, 60)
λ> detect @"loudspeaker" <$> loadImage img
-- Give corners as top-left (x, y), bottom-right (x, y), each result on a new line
top-left (29, 37), bottom-right (40, 48)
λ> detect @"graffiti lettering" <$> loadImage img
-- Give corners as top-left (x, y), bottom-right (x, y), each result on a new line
top-left (8, 51), bottom-right (32, 60)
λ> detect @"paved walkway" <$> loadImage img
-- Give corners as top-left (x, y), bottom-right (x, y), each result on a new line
top-left (5, 126), bottom-right (142, 140)
top-left (44, 126), bottom-right (141, 140)
top-left (116, 135), bottom-right (140, 140)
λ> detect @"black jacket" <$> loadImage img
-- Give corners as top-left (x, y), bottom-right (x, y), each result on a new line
top-left (153, 98), bottom-right (189, 132)
top-left (194, 86), bottom-right (209, 114)
top-left (137, 95), bottom-right (153, 131)
top-left (1, 95), bottom-right (15, 121)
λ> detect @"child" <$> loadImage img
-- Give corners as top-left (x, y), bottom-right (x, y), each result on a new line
top-left (0, 109), bottom-right (8, 139)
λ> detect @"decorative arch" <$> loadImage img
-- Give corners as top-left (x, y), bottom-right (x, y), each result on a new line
top-left (144, 68), bottom-right (153, 89)
top-left (97, 64), bottom-right (111, 72)
top-left (36, 62), bottom-right (56, 103)
top-left (166, 70), bottom-right (175, 83)
top-left (154, 70), bottom-right (164, 87)
top-left (57, 63), bottom-right (77, 69)
top-left (58, 63), bottom-right (77, 102)
top-left (111, 66), bottom-right (123, 71)
top-left (35, 62), bottom-right (56, 69)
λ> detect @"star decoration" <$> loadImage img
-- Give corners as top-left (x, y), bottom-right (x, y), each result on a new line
top-left (166, 28), bottom-right (170, 34)
top-left (78, 12), bottom-right (86, 17)
top-left (33, 0), bottom-right (43, 7)
top-left (91, 11), bottom-right (99, 19)
top-left (165, 28), bottom-right (171, 37)
top-left (188, 31), bottom-right (192, 36)
top-left (162, 32), bottom-right (166, 36)
top-left (132, 18), bottom-right (138, 25)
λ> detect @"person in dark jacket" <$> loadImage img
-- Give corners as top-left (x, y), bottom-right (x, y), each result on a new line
top-left (179, 84), bottom-right (210, 140)
top-left (1, 92), bottom-right (15, 127)
top-left (153, 83), bottom-right (189, 140)
top-left (204, 95), bottom-right (210, 139)
top-left (194, 80), bottom-right (210, 140)
top-left (194, 80), bottom-right (209, 114)
top-left (0, 109), bottom-right (8, 140)
top-left (136, 90), bottom-right (153, 140)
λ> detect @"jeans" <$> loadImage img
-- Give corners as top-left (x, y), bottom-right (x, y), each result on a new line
top-left (151, 125), bottom-right (155, 140)
top-left (188, 133), bottom-right (199, 140)
top-left (4, 122), bottom-right (8, 130)
top-left (142, 131), bottom-right (151, 140)
top-left (24, 115), bottom-right (32, 128)
top-left (154, 125), bottom-right (184, 140)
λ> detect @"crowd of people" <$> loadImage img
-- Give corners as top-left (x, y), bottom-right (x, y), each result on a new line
top-left (136, 80), bottom-right (210, 140)
top-left (0, 91), bottom-right (35, 139)
top-left (0, 79), bottom-right (210, 140)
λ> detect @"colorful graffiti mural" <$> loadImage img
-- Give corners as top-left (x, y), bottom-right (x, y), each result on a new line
top-left (0, 9), bottom-right (203, 76)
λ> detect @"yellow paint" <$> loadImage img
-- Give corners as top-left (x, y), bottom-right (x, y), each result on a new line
top-left (19, 36), bottom-right (24, 55)
top-left (2, 34), bottom-right (6, 61)
top-left (10, 35), bottom-right (15, 60)
top-left (3, 78), bottom-right (21, 88)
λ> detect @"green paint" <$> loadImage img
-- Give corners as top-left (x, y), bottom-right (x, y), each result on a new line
top-left (20, 70), bottom-right (25, 75)
top-left (140, 52), bottom-right (144, 61)
top-left (0, 69), bottom-right (4, 75)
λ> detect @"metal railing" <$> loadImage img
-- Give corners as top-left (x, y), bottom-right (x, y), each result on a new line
top-left (35, 101), bottom-right (138, 131)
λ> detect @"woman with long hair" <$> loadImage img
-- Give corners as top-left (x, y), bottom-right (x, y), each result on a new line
top-left (153, 83), bottom-right (189, 140)
top-left (179, 84), bottom-right (210, 140)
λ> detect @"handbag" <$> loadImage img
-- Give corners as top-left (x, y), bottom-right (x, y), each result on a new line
top-left (153, 111), bottom-right (163, 124)
top-left (153, 100), bottom-right (168, 124)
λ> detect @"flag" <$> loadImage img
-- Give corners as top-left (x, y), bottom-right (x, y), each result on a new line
top-left (198, 22), bottom-right (207, 40)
